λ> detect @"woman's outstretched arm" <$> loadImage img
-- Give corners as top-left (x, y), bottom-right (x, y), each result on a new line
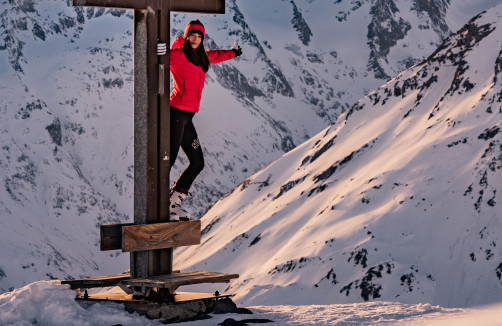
top-left (207, 45), bottom-right (242, 64)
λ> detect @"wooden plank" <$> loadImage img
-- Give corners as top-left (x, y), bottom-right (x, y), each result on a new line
top-left (73, 0), bottom-right (224, 12)
top-left (76, 291), bottom-right (233, 303)
top-left (122, 221), bottom-right (201, 252)
top-left (171, 0), bottom-right (225, 14)
top-left (73, 0), bottom-right (147, 9)
top-left (61, 273), bottom-right (129, 285)
top-left (124, 271), bottom-right (211, 284)
top-left (61, 270), bottom-right (181, 288)
top-left (61, 274), bottom-right (129, 290)
top-left (128, 273), bottom-right (238, 288)
top-left (101, 223), bottom-right (134, 251)
top-left (121, 271), bottom-right (239, 288)
top-left (61, 270), bottom-right (180, 284)
top-left (72, 0), bottom-right (147, 9)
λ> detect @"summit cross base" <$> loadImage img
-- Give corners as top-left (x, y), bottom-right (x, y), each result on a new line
top-left (62, 220), bottom-right (239, 300)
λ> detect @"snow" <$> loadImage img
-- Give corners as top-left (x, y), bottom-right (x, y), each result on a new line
top-left (172, 4), bottom-right (502, 308)
top-left (3, 0), bottom-right (502, 322)
top-left (0, 281), bottom-right (163, 326)
top-left (1, 0), bottom-right (502, 295)
top-left (1, 281), bottom-right (502, 326)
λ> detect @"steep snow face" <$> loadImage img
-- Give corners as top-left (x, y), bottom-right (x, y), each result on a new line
top-left (0, 0), bottom-right (500, 293)
top-left (175, 5), bottom-right (502, 308)
top-left (0, 2), bottom-right (135, 293)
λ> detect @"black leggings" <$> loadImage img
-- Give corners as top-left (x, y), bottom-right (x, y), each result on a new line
top-left (170, 107), bottom-right (204, 190)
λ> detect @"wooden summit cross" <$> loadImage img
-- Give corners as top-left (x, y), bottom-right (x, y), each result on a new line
top-left (61, 0), bottom-right (238, 300)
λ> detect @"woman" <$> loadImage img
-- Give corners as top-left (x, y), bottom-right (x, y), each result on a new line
top-left (158, 19), bottom-right (242, 221)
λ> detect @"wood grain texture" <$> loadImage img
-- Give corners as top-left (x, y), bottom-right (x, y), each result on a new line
top-left (61, 270), bottom-right (181, 285)
top-left (73, 0), bottom-right (224, 12)
top-left (171, 0), bottom-right (225, 14)
top-left (158, 8), bottom-right (173, 276)
top-left (100, 223), bottom-right (134, 251)
top-left (61, 273), bottom-right (129, 289)
top-left (60, 270), bottom-right (181, 289)
top-left (76, 291), bottom-right (232, 303)
top-left (61, 273), bottom-right (129, 285)
top-left (73, 0), bottom-right (148, 9)
top-left (122, 221), bottom-right (201, 252)
top-left (121, 271), bottom-right (239, 288)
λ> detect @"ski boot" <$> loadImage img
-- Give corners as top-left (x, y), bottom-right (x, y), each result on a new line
top-left (169, 187), bottom-right (190, 221)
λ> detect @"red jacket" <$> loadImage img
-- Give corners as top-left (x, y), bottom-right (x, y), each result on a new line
top-left (170, 36), bottom-right (235, 113)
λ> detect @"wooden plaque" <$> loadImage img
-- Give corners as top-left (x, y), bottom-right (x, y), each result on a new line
top-left (122, 220), bottom-right (201, 252)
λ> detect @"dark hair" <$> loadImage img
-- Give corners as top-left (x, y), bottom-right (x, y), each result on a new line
top-left (182, 35), bottom-right (211, 73)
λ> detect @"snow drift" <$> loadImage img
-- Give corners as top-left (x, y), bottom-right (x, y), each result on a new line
top-left (2, 280), bottom-right (502, 326)
top-left (174, 4), bottom-right (502, 308)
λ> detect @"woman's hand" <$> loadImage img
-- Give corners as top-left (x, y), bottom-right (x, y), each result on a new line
top-left (157, 43), bottom-right (167, 56)
top-left (232, 46), bottom-right (242, 57)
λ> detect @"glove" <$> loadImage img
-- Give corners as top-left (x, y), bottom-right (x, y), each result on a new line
top-left (232, 46), bottom-right (242, 57)
top-left (157, 42), bottom-right (166, 56)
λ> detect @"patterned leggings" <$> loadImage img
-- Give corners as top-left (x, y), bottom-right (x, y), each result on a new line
top-left (170, 107), bottom-right (204, 190)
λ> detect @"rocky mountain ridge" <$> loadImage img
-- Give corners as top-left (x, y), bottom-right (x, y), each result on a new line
top-left (0, 0), bottom-right (500, 294)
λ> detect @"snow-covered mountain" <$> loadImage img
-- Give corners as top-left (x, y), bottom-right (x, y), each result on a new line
top-left (174, 4), bottom-right (502, 308)
top-left (0, 0), bottom-right (500, 295)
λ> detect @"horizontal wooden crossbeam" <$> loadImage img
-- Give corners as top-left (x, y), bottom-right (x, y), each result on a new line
top-left (123, 220), bottom-right (201, 252)
top-left (73, 0), bottom-right (225, 13)
top-left (171, 0), bottom-right (225, 14)
top-left (101, 223), bottom-right (134, 251)
top-left (100, 221), bottom-right (201, 252)
top-left (73, 0), bottom-right (147, 9)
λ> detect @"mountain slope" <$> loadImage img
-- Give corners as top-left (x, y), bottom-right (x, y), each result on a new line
top-left (0, 0), bottom-right (500, 293)
top-left (174, 5), bottom-right (502, 308)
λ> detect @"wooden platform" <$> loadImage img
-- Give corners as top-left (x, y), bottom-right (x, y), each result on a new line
top-left (121, 271), bottom-right (239, 289)
top-left (61, 270), bottom-right (179, 289)
top-left (62, 271), bottom-right (238, 292)
top-left (62, 273), bottom-right (131, 290)
top-left (76, 291), bottom-right (233, 304)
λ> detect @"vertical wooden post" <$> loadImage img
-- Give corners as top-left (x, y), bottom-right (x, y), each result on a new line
top-left (146, 5), bottom-right (161, 277)
top-left (132, 4), bottom-right (171, 280)
top-left (147, 1), bottom-right (173, 277)
top-left (132, 8), bottom-right (149, 280)
top-left (133, 1), bottom-right (172, 281)
top-left (158, 2), bottom-right (173, 275)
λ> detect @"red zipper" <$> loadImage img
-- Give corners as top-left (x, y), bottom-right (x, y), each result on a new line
top-left (181, 81), bottom-right (185, 101)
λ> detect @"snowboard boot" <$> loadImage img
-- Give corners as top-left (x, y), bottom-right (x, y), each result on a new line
top-left (169, 189), bottom-right (190, 221)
